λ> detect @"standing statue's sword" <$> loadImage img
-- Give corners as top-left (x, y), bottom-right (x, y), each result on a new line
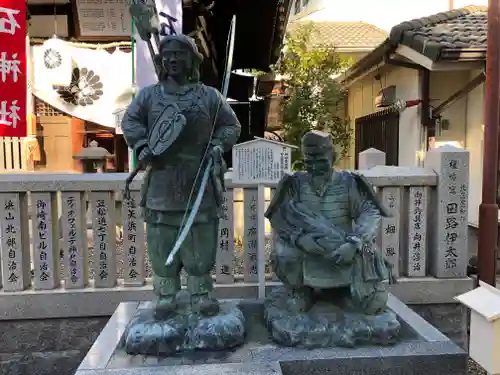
top-left (166, 15), bottom-right (236, 266)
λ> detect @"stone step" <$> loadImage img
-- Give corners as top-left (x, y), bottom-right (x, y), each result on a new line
top-left (74, 363), bottom-right (283, 375)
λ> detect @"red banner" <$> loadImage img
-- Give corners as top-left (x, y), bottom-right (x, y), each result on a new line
top-left (0, 1), bottom-right (26, 137)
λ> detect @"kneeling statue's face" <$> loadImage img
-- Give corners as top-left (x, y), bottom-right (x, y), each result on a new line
top-left (303, 149), bottom-right (333, 178)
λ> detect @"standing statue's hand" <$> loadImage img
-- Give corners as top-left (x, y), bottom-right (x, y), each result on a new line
top-left (138, 146), bottom-right (153, 162)
top-left (328, 242), bottom-right (358, 265)
top-left (210, 144), bottom-right (224, 158)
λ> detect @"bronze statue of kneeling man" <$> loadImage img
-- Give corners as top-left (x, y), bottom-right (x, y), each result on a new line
top-left (264, 130), bottom-right (400, 348)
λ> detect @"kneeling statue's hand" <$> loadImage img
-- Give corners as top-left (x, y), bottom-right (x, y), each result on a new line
top-left (296, 234), bottom-right (327, 255)
top-left (328, 242), bottom-right (358, 265)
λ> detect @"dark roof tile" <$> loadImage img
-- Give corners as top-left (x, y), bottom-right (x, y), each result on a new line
top-left (389, 5), bottom-right (487, 61)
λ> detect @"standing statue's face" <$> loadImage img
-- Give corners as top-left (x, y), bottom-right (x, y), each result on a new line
top-left (161, 40), bottom-right (191, 80)
top-left (303, 149), bottom-right (333, 177)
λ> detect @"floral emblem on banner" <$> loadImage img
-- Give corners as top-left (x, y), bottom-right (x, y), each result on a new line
top-left (55, 67), bottom-right (104, 106)
top-left (43, 48), bottom-right (62, 70)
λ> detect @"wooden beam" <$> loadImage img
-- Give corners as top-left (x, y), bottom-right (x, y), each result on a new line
top-left (28, 3), bottom-right (71, 15)
top-left (433, 72), bottom-right (486, 116)
top-left (197, 15), bottom-right (218, 61)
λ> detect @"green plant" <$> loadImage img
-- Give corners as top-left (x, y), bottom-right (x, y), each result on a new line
top-left (249, 69), bottom-right (268, 77)
top-left (276, 22), bottom-right (353, 168)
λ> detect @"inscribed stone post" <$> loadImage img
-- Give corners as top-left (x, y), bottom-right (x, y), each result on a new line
top-left (270, 187), bottom-right (279, 281)
top-left (425, 145), bottom-right (469, 278)
top-left (90, 191), bottom-right (117, 287)
top-left (380, 187), bottom-right (401, 276)
top-left (31, 192), bottom-right (59, 289)
top-left (60, 192), bottom-right (88, 289)
top-left (358, 148), bottom-right (386, 170)
top-left (407, 187), bottom-right (429, 277)
top-left (257, 184), bottom-right (266, 298)
top-left (122, 190), bottom-right (145, 286)
top-left (216, 189), bottom-right (235, 284)
top-left (243, 188), bottom-right (259, 282)
top-left (0, 193), bottom-right (30, 291)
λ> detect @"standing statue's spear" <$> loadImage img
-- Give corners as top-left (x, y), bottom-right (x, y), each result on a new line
top-left (129, 0), bottom-right (162, 76)
top-left (123, 0), bottom-right (163, 199)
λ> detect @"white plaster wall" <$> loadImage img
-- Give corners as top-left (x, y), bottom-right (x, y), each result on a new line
top-left (427, 69), bottom-right (483, 224)
top-left (464, 71), bottom-right (485, 225)
top-left (293, 0), bottom-right (487, 31)
top-left (347, 66), bottom-right (421, 168)
top-left (430, 70), bottom-right (469, 146)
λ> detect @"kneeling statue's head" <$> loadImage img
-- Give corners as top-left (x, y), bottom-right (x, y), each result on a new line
top-left (301, 130), bottom-right (336, 177)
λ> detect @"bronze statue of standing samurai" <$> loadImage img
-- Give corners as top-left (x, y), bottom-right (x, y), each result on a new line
top-left (120, 1), bottom-right (244, 356)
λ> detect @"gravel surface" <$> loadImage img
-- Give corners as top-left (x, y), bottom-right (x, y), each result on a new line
top-left (469, 359), bottom-right (486, 374)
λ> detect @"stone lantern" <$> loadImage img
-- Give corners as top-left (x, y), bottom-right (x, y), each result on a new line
top-left (73, 140), bottom-right (112, 173)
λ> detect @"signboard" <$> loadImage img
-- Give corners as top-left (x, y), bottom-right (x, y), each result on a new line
top-left (75, 0), bottom-right (131, 38)
top-left (0, 1), bottom-right (27, 137)
top-left (232, 138), bottom-right (296, 185)
top-left (113, 108), bottom-right (126, 135)
top-left (135, 0), bottom-right (183, 89)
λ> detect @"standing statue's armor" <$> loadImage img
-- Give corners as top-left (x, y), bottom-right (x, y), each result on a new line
top-left (121, 35), bottom-right (241, 316)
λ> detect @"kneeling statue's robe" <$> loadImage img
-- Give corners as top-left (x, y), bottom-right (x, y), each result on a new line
top-left (265, 171), bottom-right (396, 301)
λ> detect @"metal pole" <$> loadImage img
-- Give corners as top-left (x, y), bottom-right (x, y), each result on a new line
top-left (129, 17), bottom-right (137, 172)
top-left (478, 0), bottom-right (500, 286)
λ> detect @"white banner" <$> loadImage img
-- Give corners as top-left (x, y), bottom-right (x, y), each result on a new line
top-left (32, 40), bottom-right (133, 129)
top-left (135, 0), bottom-right (183, 90)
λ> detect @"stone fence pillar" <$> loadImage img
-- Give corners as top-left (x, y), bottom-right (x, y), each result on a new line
top-left (425, 145), bottom-right (469, 278)
top-left (358, 148), bottom-right (386, 169)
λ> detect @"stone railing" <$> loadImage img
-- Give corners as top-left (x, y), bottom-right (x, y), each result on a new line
top-left (0, 146), bottom-right (473, 320)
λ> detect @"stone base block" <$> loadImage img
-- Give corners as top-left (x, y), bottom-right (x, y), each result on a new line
top-left (264, 286), bottom-right (401, 348)
top-left (122, 301), bottom-right (245, 356)
top-left (75, 294), bottom-right (467, 375)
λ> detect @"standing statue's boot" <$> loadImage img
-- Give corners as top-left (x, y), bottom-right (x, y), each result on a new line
top-left (187, 275), bottom-right (220, 316)
top-left (153, 275), bottom-right (180, 318)
top-left (286, 286), bottom-right (313, 313)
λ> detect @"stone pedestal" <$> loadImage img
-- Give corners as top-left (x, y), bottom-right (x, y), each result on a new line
top-left (122, 300), bottom-right (245, 356)
top-left (75, 296), bottom-right (467, 375)
top-left (263, 286), bottom-right (400, 348)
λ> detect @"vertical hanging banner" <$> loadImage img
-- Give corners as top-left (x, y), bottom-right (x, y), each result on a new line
top-left (0, 1), bottom-right (27, 137)
top-left (135, 0), bottom-right (183, 90)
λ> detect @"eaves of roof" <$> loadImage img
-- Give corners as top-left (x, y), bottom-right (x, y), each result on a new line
top-left (342, 5), bottom-right (488, 85)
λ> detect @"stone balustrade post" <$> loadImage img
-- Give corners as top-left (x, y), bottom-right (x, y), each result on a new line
top-left (31, 192), bottom-right (60, 290)
top-left (425, 145), bottom-right (469, 278)
top-left (60, 192), bottom-right (88, 289)
top-left (358, 148), bottom-right (386, 169)
top-left (0, 192), bottom-right (31, 291)
top-left (122, 189), bottom-right (145, 286)
top-left (379, 186), bottom-right (402, 276)
top-left (216, 189), bottom-right (235, 284)
top-left (243, 188), bottom-right (259, 282)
